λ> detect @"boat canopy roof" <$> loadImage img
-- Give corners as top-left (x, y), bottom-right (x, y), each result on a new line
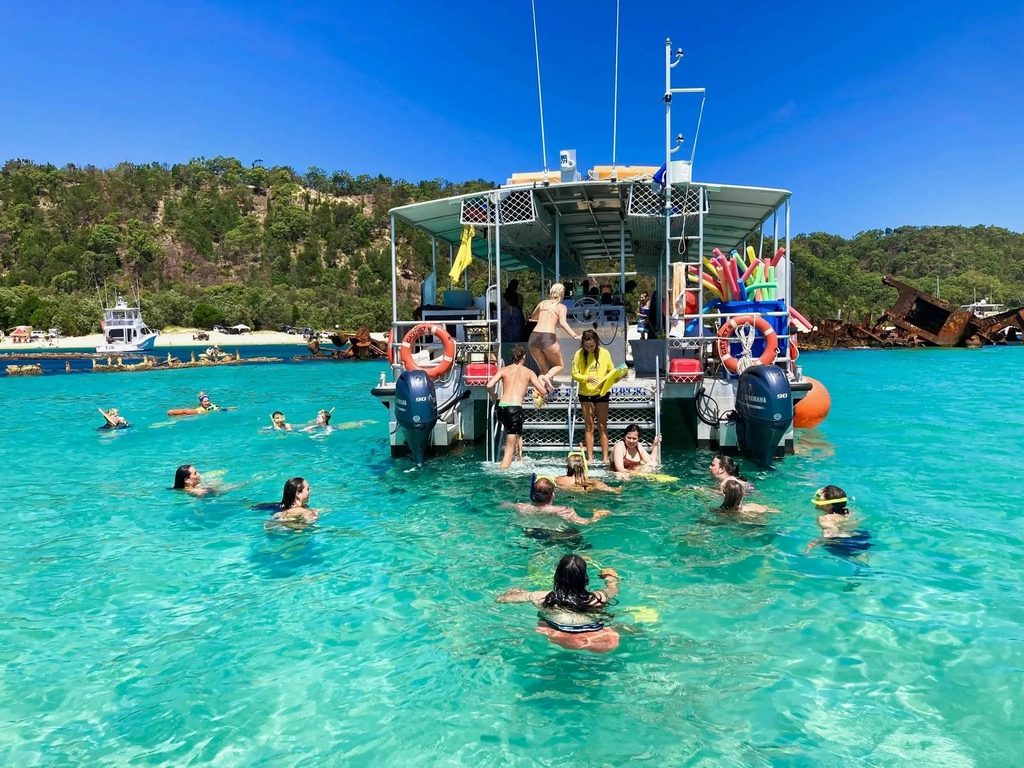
top-left (389, 178), bottom-right (790, 276)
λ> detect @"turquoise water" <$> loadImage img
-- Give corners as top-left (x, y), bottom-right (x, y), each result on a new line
top-left (1, 348), bottom-right (1022, 766)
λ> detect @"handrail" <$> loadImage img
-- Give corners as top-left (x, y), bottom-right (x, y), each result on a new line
top-left (654, 355), bottom-right (662, 437)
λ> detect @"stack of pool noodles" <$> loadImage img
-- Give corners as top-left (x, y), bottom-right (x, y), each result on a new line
top-left (685, 245), bottom-right (785, 303)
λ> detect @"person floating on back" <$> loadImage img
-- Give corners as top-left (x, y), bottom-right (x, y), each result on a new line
top-left (805, 485), bottom-right (872, 561)
top-left (486, 344), bottom-right (547, 469)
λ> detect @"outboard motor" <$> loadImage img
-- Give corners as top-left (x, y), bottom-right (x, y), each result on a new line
top-left (394, 369), bottom-right (438, 468)
top-left (735, 365), bottom-right (793, 469)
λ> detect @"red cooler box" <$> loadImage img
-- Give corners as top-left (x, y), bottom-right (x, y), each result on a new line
top-left (465, 362), bottom-right (498, 385)
top-left (667, 358), bottom-right (702, 383)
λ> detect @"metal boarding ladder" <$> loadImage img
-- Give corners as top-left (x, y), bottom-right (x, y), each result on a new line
top-left (513, 376), bottom-right (661, 454)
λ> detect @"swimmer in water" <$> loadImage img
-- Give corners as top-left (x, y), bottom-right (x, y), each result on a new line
top-left (503, 476), bottom-right (610, 526)
top-left (709, 454), bottom-right (753, 491)
top-left (270, 411), bottom-right (292, 431)
top-left (303, 408), bottom-right (333, 433)
top-left (197, 392), bottom-right (219, 412)
top-left (714, 478), bottom-right (774, 516)
top-left (268, 477), bottom-right (319, 527)
top-left (98, 407), bottom-right (129, 429)
top-left (554, 451), bottom-right (622, 494)
top-left (610, 424), bottom-right (662, 477)
top-left (804, 485), bottom-right (871, 560)
top-left (496, 553), bottom-right (621, 653)
top-left (173, 464), bottom-right (210, 497)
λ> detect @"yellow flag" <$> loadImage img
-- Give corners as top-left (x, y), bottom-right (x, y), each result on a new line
top-left (449, 225), bottom-right (475, 284)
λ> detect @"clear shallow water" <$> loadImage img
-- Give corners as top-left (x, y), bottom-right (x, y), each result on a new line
top-left (1, 348), bottom-right (1022, 766)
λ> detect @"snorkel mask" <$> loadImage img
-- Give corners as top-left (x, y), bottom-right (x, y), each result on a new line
top-left (566, 450), bottom-right (588, 478)
top-left (812, 488), bottom-right (850, 508)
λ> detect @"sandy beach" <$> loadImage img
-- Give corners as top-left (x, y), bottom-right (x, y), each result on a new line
top-left (0, 329), bottom-right (310, 352)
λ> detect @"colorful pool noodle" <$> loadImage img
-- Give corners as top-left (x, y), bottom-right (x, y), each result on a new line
top-left (789, 306), bottom-right (813, 332)
top-left (768, 266), bottom-right (777, 299)
top-left (731, 249), bottom-right (747, 274)
top-left (730, 256), bottom-right (747, 300)
top-left (770, 247), bottom-right (786, 267)
top-left (745, 246), bottom-right (757, 268)
top-left (686, 267), bottom-right (722, 292)
top-left (719, 257), bottom-right (740, 301)
top-left (741, 258), bottom-right (761, 285)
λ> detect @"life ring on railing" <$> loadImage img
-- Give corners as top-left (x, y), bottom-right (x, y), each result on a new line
top-left (387, 328), bottom-right (395, 365)
top-left (716, 315), bottom-right (778, 373)
top-left (400, 323), bottom-right (456, 380)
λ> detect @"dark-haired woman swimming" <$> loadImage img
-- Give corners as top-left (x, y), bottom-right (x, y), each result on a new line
top-left (496, 554), bottom-right (621, 653)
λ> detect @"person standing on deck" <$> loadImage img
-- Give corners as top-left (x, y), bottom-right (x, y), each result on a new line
top-left (571, 330), bottom-right (614, 465)
top-left (528, 284), bottom-right (581, 389)
top-left (486, 345), bottom-right (548, 469)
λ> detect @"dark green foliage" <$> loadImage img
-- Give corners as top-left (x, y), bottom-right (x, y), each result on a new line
top-left (192, 303), bottom-right (222, 329)
top-left (2, 155), bottom-right (1018, 331)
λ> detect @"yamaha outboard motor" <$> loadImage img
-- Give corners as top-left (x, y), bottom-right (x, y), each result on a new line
top-left (394, 369), bottom-right (438, 468)
top-left (735, 365), bottom-right (793, 469)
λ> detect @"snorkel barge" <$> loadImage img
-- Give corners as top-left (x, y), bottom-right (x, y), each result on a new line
top-left (371, 40), bottom-right (811, 468)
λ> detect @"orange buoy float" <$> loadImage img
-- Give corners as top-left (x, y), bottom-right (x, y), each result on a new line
top-left (400, 323), bottom-right (456, 380)
top-left (716, 315), bottom-right (778, 373)
top-left (794, 376), bottom-right (831, 428)
top-left (386, 328), bottom-right (395, 365)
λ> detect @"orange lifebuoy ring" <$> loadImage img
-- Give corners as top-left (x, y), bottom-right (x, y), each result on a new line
top-left (716, 315), bottom-right (778, 373)
top-left (400, 323), bottom-right (456, 380)
top-left (386, 328), bottom-right (395, 365)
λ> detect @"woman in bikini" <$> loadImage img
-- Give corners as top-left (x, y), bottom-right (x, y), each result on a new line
top-left (496, 553), bottom-right (621, 653)
top-left (610, 423), bottom-right (662, 477)
top-left (528, 283), bottom-right (581, 389)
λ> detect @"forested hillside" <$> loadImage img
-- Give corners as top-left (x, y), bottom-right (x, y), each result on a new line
top-left (1, 157), bottom-right (1021, 334)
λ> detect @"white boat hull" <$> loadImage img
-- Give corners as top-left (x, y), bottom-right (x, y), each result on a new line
top-left (96, 333), bottom-right (158, 354)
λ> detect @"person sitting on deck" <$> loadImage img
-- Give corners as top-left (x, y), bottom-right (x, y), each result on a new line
top-left (805, 485), bottom-right (872, 560)
top-left (555, 451), bottom-right (621, 494)
top-left (486, 345), bottom-right (547, 469)
top-left (610, 424), bottom-right (662, 477)
top-left (504, 476), bottom-right (611, 525)
top-left (496, 553), bottom-right (621, 653)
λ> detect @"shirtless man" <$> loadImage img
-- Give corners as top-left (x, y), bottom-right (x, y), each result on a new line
top-left (486, 344), bottom-right (547, 469)
top-left (504, 477), bottom-right (611, 526)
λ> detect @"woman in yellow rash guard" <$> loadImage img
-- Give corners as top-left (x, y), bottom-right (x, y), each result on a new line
top-left (572, 330), bottom-right (615, 465)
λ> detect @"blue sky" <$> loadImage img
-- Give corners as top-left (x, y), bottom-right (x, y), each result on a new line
top-left (0, 0), bottom-right (1021, 236)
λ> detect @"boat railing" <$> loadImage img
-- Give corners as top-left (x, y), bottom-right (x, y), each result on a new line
top-left (389, 319), bottom-right (501, 377)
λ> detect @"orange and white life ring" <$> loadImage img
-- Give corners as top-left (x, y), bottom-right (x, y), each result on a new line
top-left (386, 328), bottom-right (395, 365)
top-left (716, 315), bottom-right (778, 373)
top-left (400, 323), bottom-right (456, 380)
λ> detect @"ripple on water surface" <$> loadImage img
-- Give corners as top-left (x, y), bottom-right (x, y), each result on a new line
top-left (0, 348), bottom-right (1022, 766)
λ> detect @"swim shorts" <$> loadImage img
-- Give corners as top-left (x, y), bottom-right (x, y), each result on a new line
top-left (578, 393), bottom-right (611, 404)
top-left (496, 404), bottom-right (526, 435)
top-left (528, 331), bottom-right (557, 350)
